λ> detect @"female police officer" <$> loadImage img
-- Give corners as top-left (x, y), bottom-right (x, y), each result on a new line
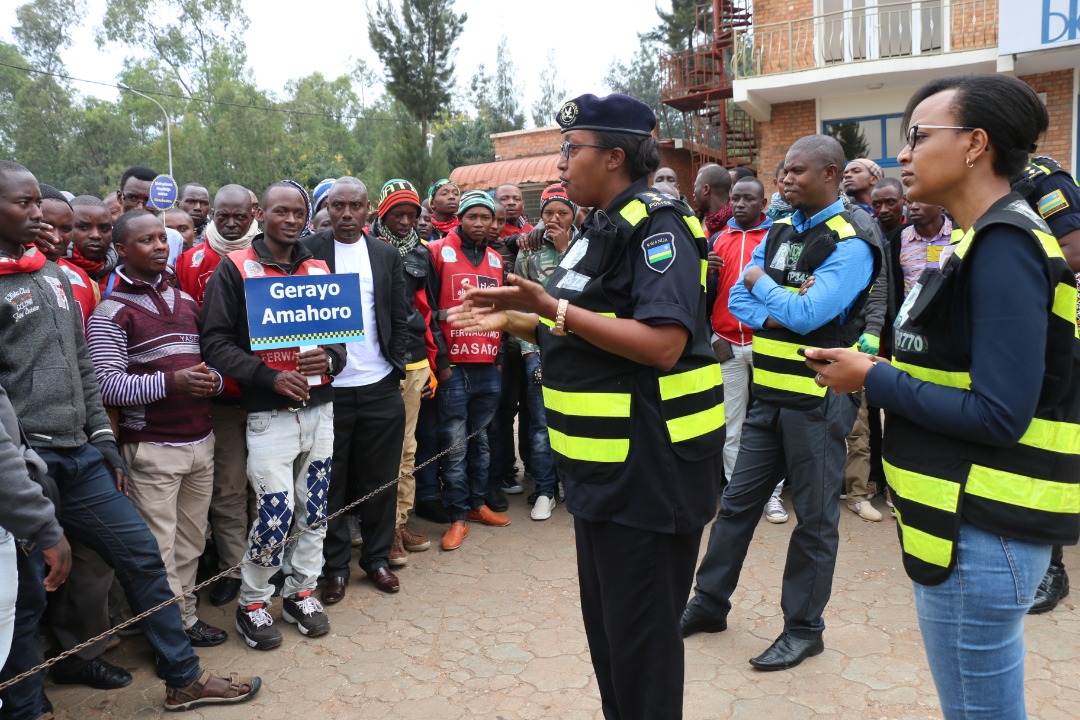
top-left (807, 74), bottom-right (1079, 719)
top-left (449, 93), bottom-right (724, 720)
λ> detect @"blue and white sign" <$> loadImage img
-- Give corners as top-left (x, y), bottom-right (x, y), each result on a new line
top-left (1000, 0), bottom-right (1080, 56)
top-left (245, 274), bottom-right (364, 351)
top-left (148, 174), bottom-right (178, 211)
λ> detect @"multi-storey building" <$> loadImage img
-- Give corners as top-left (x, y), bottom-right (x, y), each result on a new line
top-left (662, 1), bottom-right (1080, 179)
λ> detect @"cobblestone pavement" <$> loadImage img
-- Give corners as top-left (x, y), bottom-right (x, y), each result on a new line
top-left (45, 488), bottom-right (1079, 719)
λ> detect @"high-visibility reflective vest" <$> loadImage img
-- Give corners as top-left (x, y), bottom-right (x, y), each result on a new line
top-left (884, 195), bottom-right (1080, 585)
top-left (751, 211), bottom-right (881, 410)
top-left (538, 189), bottom-right (724, 485)
top-left (227, 246), bottom-right (334, 386)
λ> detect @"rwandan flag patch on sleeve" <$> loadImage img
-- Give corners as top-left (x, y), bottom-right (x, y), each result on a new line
top-left (1038, 189), bottom-right (1069, 219)
top-left (642, 232), bottom-right (676, 273)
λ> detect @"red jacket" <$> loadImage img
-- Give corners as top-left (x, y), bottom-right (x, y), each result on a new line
top-left (711, 214), bottom-right (773, 346)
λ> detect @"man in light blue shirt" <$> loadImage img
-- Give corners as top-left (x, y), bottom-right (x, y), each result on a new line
top-left (682, 134), bottom-right (879, 672)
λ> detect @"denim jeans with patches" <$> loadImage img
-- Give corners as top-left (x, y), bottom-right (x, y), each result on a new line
top-left (239, 404), bottom-right (334, 607)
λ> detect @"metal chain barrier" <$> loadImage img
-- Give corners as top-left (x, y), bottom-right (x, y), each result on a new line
top-left (0, 422), bottom-right (491, 693)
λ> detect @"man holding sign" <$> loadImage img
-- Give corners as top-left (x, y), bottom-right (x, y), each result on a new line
top-left (201, 181), bottom-right (348, 652)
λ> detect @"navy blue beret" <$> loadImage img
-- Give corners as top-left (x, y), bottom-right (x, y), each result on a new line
top-left (556, 93), bottom-right (656, 136)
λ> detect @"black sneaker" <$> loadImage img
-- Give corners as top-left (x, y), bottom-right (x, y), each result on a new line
top-left (500, 476), bottom-right (524, 494)
top-left (235, 603), bottom-right (282, 651)
top-left (282, 591), bottom-right (331, 637)
top-left (415, 498), bottom-right (451, 524)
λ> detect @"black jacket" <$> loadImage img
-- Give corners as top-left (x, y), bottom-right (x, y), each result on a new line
top-left (302, 230), bottom-right (410, 380)
top-left (200, 236), bottom-right (347, 411)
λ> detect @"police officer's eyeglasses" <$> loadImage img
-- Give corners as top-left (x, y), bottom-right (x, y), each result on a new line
top-left (905, 125), bottom-right (975, 150)
top-left (560, 141), bottom-right (613, 160)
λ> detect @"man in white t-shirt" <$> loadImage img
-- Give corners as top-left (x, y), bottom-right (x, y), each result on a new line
top-left (302, 177), bottom-right (410, 604)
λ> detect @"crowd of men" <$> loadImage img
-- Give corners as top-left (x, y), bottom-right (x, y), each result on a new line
top-left (0, 136), bottom-right (1076, 714)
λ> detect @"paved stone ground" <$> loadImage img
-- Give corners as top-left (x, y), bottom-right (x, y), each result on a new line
top-left (44, 488), bottom-right (1079, 719)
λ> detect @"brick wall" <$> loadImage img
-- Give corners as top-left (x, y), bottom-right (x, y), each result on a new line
top-left (752, 0), bottom-right (816, 74)
top-left (757, 100), bottom-right (817, 181)
top-left (493, 127), bottom-right (562, 160)
top-left (1019, 70), bottom-right (1074, 172)
top-left (657, 147), bottom-right (695, 201)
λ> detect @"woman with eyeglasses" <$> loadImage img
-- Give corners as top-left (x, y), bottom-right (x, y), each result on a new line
top-left (448, 93), bottom-right (724, 720)
top-left (805, 74), bottom-right (1080, 719)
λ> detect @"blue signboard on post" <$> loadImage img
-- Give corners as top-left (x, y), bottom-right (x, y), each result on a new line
top-left (148, 174), bottom-right (178, 211)
top-left (244, 274), bottom-right (364, 351)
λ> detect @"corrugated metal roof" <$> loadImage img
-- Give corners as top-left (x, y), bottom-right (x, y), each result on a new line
top-left (450, 154), bottom-right (562, 191)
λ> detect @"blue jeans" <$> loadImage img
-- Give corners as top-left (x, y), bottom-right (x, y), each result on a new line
top-left (437, 364), bottom-right (501, 521)
top-left (914, 520), bottom-right (1051, 720)
top-left (522, 353), bottom-right (558, 498)
top-left (38, 445), bottom-right (201, 688)
top-left (0, 531), bottom-right (40, 720)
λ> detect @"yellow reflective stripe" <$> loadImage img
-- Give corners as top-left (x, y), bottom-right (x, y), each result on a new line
top-left (538, 311), bottom-right (615, 329)
top-left (952, 227), bottom-right (975, 258)
top-left (896, 510), bottom-right (954, 568)
top-left (542, 387), bottom-right (630, 418)
top-left (774, 217), bottom-right (793, 226)
top-left (754, 367), bottom-right (826, 397)
top-left (967, 464), bottom-right (1080, 514)
top-left (1019, 417), bottom-right (1080, 454)
top-left (1035, 229), bottom-right (1066, 260)
top-left (752, 335), bottom-right (807, 360)
top-left (892, 360), bottom-right (972, 390)
top-left (658, 364), bottom-right (722, 401)
top-left (548, 429), bottom-right (629, 463)
top-left (824, 215), bottom-right (856, 238)
top-left (1053, 281), bottom-right (1078, 328)
top-left (619, 199), bottom-right (648, 227)
top-left (667, 403), bottom-right (725, 443)
top-left (700, 259), bottom-right (707, 288)
top-left (683, 215), bottom-right (706, 239)
top-left (883, 459), bottom-right (961, 513)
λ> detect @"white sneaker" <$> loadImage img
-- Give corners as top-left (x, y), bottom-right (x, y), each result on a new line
top-left (764, 496), bottom-right (789, 524)
top-left (848, 500), bottom-right (883, 522)
top-left (531, 495), bottom-right (556, 521)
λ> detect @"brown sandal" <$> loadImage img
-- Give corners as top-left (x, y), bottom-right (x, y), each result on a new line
top-left (164, 670), bottom-right (261, 712)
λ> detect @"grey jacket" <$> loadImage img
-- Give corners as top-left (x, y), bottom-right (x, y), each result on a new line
top-left (0, 380), bottom-right (63, 549)
top-left (0, 262), bottom-right (114, 449)
top-left (846, 204), bottom-right (889, 339)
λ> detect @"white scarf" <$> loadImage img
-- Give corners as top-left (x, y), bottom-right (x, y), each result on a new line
top-left (205, 218), bottom-right (258, 256)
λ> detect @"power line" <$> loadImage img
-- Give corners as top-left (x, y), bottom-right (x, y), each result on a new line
top-left (0, 59), bottom-right (393, 123)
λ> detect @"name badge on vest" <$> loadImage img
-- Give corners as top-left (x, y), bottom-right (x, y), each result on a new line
top-left (642, 232), bottom-right (676, 273)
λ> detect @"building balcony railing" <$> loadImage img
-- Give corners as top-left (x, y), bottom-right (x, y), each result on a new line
top-left (733, 0), bottom-right (997, 79)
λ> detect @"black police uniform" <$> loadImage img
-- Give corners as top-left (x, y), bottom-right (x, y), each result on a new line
top-left (1013, 156), bottom-right (1080, 603)
top-left (536, 178), bottom-right (723, 719)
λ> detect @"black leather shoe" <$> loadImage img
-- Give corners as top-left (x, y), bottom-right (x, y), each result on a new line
top-left (680, 604), bottom-right (728, 638)
top-left (749, 632), bottom-right (825, 671)
top-left (53, 657), bottom-right (133, 689)
top-left (321, 576), bottom-right (348, 605)
top-left (368, 566), bottom-right (400, 593)
top-left (185, 618), bottom-right (228, 647)
top-left (415, 498), bottom-right (451, 524)
top-left (1030, 563), bottom-right (1070, 614)
top-left (208, 576), bottom-right (242, 607)
top-left (485, 488), bottom-right (509, 512)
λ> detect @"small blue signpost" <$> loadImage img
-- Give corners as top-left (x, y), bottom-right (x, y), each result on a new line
top-left (148, 174), bottom-right (178, 211)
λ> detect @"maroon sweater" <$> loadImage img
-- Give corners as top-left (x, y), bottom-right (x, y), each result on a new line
top-left (85, 270), bottom-right (217, 444)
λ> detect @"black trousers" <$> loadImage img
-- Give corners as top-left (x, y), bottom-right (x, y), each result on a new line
top-left (488, 350), bottom-right (529, 484)
top-left (323, 374), bottom-right (405, 578)
top-left (689, 392), bottom-right (857, 637)
top-left (575, 517), bottom-right (701, 720)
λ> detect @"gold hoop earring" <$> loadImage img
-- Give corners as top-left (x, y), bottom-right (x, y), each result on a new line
top-left (965, 157), bottom-right (974, 168)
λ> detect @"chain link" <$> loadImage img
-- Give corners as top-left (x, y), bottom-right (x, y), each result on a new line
top-left (0, 422), bottom-right (490, 693)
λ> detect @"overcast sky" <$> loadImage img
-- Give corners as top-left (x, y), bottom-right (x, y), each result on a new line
top-left (0, 0), bottom-right (670, 123)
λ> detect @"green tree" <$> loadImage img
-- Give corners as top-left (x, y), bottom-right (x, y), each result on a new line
top-left (531, 50), bottom-right (565, 128)
top-left (643, 0), bottom-right (706, 52)
top-left (489, 37), bottom-right (524, 133)
top-left (0, 41), bottom-right (32, 158)
top-left (372, 102), bottom-right (450, 192)
top-left (367, 0), bottom-right (467, 137)
top-left (14, 0), bottom-right (86, 73)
